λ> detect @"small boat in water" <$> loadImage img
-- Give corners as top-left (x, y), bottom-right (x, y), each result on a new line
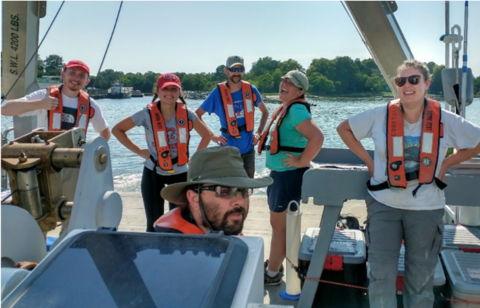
top-left (107, 81), bottom-right (132, 99)
top-left (131, 90), bottom-right (144, 97)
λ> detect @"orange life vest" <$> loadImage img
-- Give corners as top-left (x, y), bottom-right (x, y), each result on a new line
top-left (147, 101), bottom-right (193, 173)
top-left (257, 99), bottom-right (310, 155)
top-left (367, 98), bottom-right (447, 196)
top-left (47, 85), bottom-right (94, 136)
top-left (218, 81), bottom-right (257, 138)
top-left (154, 208), bottom-right (204, 234)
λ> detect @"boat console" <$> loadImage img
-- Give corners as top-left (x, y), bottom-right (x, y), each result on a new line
top-left (1, 229), bottom-right (264, 308)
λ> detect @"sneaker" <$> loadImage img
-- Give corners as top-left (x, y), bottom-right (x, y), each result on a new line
top-left (264, 269), bottom-right (284, 286)
top-left (264, 259), bottom-right (284, 273)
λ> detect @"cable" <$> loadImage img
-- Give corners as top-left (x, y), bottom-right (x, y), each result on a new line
top-left (1, 1), bottom-right (65, 104)
top-left (1, 190), bottom-right (17, 203)
top-left (92, 1), bottom-right (124, 89)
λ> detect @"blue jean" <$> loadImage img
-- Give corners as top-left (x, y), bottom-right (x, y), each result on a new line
top-left (365, 195), bottom-right (444, 308)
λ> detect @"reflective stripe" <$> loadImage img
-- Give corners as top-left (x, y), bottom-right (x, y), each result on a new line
top-left (179, 127), bottom-right (187, 144)
top-left (393, 137), bottom-right (403, 157)
top-left (157, 132), bottom-right (167, 147)
top-left (78, 114), bottom-right (87, 130)
top-left (52, 113), bottom-right (62, 130)
top-left (421, 132), bottom-right (434, 154)
top-left (246, 99), bottom-right (253, 113)
top-left (227, 104), bottom-right (235, 117)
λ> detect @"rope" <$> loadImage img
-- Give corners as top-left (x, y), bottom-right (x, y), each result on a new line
top-left (92, 1), bottom-right (124, 89)
top-left (1, 1), bottom-right (65, 104)
top-left (1, 190), bottom-right (17, 203)
top-left (285, 256), bottom-right (480, 305)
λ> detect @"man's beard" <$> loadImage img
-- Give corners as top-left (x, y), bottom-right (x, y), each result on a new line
top-left (200, 198), bottom-right (248, 235)
top-left (229, 75), bottom-right (242, 84)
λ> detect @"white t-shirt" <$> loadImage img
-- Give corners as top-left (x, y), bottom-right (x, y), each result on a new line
top-left (17, 88), bottom-right (108, 133)
top-left (349, 104), bottom-right (480, 210)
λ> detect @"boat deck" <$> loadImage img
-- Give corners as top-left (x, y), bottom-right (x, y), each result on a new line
top-left (48, 193), bottom-right (368, 307)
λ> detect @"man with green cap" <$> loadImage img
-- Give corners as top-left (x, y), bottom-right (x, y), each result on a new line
top-left (154, 146), bottom-right (273, 235)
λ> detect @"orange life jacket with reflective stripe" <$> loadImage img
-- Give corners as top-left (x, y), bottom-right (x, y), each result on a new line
top-left (154, 208), bottom-right (204, 234)
top-left (147, 102), bottom-right (192, 173)
top-left (218, 81), bottom-right (257, 138)
top-left (367, 98), bottom-right (447, 196)
top-left (257, 99), bottom-right (310, 155)
top-left (47, 85), bottom-right (94, 136)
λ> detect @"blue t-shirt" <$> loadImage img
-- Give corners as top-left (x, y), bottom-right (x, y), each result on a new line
top-left (200, 84), bottom-right (262, 154)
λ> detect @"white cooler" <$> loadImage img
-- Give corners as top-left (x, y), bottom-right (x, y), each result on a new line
top-left (441, 249), bottom-right (480, 308)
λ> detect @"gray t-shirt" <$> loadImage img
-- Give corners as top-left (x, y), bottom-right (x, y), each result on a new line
top-left (131, 105), bottom-right (197, 176)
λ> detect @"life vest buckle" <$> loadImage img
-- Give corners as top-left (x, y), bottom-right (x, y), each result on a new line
top-left (167, 170), bottom-right (175, 174)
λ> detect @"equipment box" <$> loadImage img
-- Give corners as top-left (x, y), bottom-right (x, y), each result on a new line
top-left (441, 249), bottom-right (480, 308)
top-left (298, 228), bottom-right (367, 307)
top-left (443, 224), bottom-right (480, 252)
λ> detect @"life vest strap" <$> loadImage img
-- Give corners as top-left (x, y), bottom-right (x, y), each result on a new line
top-left (263, 145), bottom-right (304, 153)
top-left (149, 155), bottom-right (178, 167)
top-left (220, 125), bottom-right (247, 134)
top-left (367, 172), bottom-right (447, 195)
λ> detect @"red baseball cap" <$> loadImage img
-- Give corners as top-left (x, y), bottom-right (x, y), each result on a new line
top-left (64, 60), bottom-right (90, 75)
top-left (157, 73), bottom-right (182, 89)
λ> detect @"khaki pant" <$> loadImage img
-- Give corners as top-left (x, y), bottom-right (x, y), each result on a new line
top-left (365, 195), bottom-right (444, 308)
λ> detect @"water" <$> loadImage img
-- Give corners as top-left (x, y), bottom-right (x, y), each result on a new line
top-left (2, 97), bottom-right (480, 195)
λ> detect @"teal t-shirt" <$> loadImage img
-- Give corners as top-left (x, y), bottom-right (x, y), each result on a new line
top-left (265, 104), bottom-right (311, 171)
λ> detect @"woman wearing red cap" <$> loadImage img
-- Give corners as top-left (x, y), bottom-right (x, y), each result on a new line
top-left (113, 73), bottom-right (211, 232)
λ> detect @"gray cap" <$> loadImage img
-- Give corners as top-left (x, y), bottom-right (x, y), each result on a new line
top-left (282, 70), bottom-right (309, 91)
top-left (161, 146), bottom-right (273, 204)
top-left (226, 55), bottom-right (244, 68)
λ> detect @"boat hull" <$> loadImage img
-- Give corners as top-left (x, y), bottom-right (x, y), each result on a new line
top-left (106, 93), bottom-right (131, 99)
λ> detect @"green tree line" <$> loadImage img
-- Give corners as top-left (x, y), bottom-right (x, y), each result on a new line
top-left (38, 54), bottom-right (480, 96)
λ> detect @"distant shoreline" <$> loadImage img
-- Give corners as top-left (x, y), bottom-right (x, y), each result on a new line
top-left (182, 91), bottom-right (399, 104)
top-left (140, 91), bottom-right (459, 104)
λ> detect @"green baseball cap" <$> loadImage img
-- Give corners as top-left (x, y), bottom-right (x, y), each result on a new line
top-left (161, 146), bottom-right (273, 204)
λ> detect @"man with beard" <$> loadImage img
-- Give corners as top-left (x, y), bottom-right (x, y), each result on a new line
top-left (195, 55), bottom-right (269, 178)
top-left (154, 146), bottom-right (273, 235)
top-left (1, 60), bottom-right (110, 234)
top-left (1, 59), bottom-right (110, 141)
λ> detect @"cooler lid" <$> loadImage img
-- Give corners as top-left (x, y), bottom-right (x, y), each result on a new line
top-left (443, 224), bottom-right (480, 251)
top-left (2, 230), bottom-right (248, 308)
top-left (441, 249), bottom-right (480, 295)
top-left (299, 227), bottom-right (366, 264)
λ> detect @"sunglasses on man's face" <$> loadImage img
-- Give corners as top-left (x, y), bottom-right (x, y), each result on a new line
top-left (228, 67), bottom-right (245, 73)
top-left (197, 185), bottom-right (253, 199)
top-left (395, 75), bottom-right (421, 87)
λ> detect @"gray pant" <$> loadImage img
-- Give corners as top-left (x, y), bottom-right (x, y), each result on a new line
top-left (365, 195), bottom-right (444, 308)
top-left (241, 148), bottom-right (255, 178)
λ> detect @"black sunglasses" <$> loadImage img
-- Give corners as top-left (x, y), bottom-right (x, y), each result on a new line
top-left (196, 185), bottom-right (253, 199)
top-left (228, 67), bottom-right (245, 73)
top-left (395, 75), bottom-right (421, 87)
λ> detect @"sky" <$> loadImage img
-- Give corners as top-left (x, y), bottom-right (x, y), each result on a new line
top-left (3, 1), bottom-right (480, 76)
